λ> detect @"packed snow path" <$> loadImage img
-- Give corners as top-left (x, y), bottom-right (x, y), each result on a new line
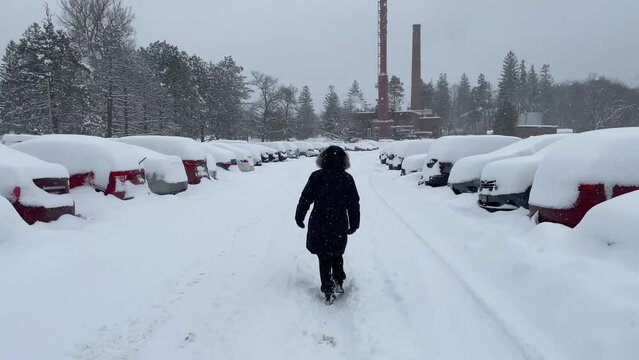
top-left (2, 151), bottom-right (638, 360)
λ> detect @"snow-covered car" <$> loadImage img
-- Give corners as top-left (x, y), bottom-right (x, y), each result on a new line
top-left (1, 144), bottom-right (75, 224)
top-left (263, 142), bottom-right (288, 162)
top-left (477, 149), bottom-right (551, 211)
top-left (281, 142), bottom-right (300, 159)
top-left (529, 128), bottom-right (639, 227)
top-left (419, 135), bottom-right (520, 187)
top-left (400, 153), bottom-right (430, 176)
top-left (12, 135), bottom-right (147, 200)
top-left (201, 143), bottom-right (235, 170)
top-left (249, 143), bottom-right (277, 163)
top-left (0, 134), bottom-right (38, 146)
top-left (448, 134), bottom-right (570, 194)
top-left (210, 142), bottom-right (255, 172)
top-left (117, 136), bottom-right (210, 185)
top-left (387, 139), bottom-right (433, 171)
top-left (126, 144), bottom-right (189, 195)
top-left (295, 141), bottom-right (319, 157)
top-left (235, 143), bottom-right (264, 166)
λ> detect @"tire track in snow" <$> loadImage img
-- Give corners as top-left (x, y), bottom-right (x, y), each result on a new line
top-left (367, 173), bottom-right (546, 360)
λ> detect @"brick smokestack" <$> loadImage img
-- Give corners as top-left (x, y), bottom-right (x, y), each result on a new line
top-left (410, 24), bottom-right (423, 111)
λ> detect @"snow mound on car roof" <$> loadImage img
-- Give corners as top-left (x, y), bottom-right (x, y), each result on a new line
top-left (117, 136), bottom-right (207, 160)
top-left (575, 190), bottom-right (639, 261)
top-left (449, 134), bottom-right (570, 184)
top-left (12, 135), bottom-right (144, 190)
top-left (530, 128), bottom-right (639, 209)
top-left (201, 143), bottom-right (235, 163)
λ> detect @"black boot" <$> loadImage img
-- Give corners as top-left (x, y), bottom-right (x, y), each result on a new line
top-left (324, 290), bottom-right (336, 305)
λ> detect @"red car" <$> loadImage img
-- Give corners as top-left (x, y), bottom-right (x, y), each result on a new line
top-left (529, 129), bottom-right (639, 227)
top-left (12, 135), bottom-right (147, 200)
top-left (1, 144), bottom-right (75, 224)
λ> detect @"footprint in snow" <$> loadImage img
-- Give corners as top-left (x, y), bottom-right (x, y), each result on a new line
top-left (319, 334), bottom-right (337, 347)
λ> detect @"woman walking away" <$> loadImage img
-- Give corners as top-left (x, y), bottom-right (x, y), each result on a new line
top-left (295, 146), bottom-right (360, 305)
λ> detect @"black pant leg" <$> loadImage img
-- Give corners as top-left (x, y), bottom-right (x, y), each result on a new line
top-left (317, 254), bottom-right (334, 293)
top-left (331, 255), bottom-right (346, 283)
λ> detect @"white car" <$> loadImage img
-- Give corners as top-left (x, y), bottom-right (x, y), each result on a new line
top-left (400, 153), bottom-right (430, 176)
top-left (419, 135), bottom-right (520, 187)
top-left (448, 134), bottom-right (570, 194)
top-left (1, 144), bottom-right (75, 224)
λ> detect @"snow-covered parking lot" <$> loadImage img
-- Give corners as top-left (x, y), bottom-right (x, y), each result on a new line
top-left (1, 151), bottom-right (638, 360)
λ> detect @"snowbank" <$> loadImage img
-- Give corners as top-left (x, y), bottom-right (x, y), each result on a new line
top-left (117, 136), bottom-right (207, 161)
top-left (12, 135), bottom-right (144, 191)
top-left (575, 191), bottom-right (639, 260)
top-left (530, 128), bottom-right (639, 208)
top-left (449, 134), bottom-right (569, 184)
top-left (0, 197), bottom-right (28, 240)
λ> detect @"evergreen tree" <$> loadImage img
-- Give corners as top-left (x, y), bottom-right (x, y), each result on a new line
top-left (321, 85), bottom-right (341, 136)
top-left (494, 101), bottom-right (517, 136)
top-left (527, 65), bottom-right (539, 112)
top-left (209, 56), bottom-right (251, 139)
top-left (0, 14), bottom-right (90, 135)
top-left (421, 81), bottom-right (435, 109)
top-left (519, 59), bottom-right (528, 111)
top-left (538, 64), bottom-right (554, 115)
top-left (296, 85), bottom-right (317, 139)
top-left (498, 51), bottom-right (520, 107)
top-left (471, 74), bottom-right (493, 134)
top-left (456, 73), bottom-right (473, 132)
top-left (388, 75), bottom-right (405, 111)
top-left (433, 74), bottom-right (451, 132)
top-left (343, 80), bottom-right (367, 113)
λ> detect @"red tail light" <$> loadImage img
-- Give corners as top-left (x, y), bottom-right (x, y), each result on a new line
top-left (12, 186), bottom-right (21, 201)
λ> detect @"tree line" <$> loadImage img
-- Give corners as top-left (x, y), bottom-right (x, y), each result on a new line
top-left (425, 51), bottom-right (639, 136)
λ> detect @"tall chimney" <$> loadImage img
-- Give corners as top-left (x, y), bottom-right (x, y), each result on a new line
top-left (377, 0), bottom-right (391, 138)
top-left (410, 24), bottom-right (423, 111)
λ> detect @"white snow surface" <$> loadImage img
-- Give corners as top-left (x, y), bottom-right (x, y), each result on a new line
top-left (422, 135), bottom-right (520, 180)
top-left (11, 135), bottom-right (144, 192)
top-left (448, 134), bottom-right (570, 184)
top-left (530, 128), bottom-right (639, 208)
top-left (1, 152), bottom-right (637, 360)
top-left (117, 136), bottom-right (207, 161)
top-left (0, 133), bottom-right (38, 146)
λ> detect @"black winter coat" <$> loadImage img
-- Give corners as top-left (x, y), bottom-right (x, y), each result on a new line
top-left (296, 169), bottom-right (360, 255)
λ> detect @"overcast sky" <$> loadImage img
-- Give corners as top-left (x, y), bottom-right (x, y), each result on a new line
top-left (1, 0), bottom-right (638, 107)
